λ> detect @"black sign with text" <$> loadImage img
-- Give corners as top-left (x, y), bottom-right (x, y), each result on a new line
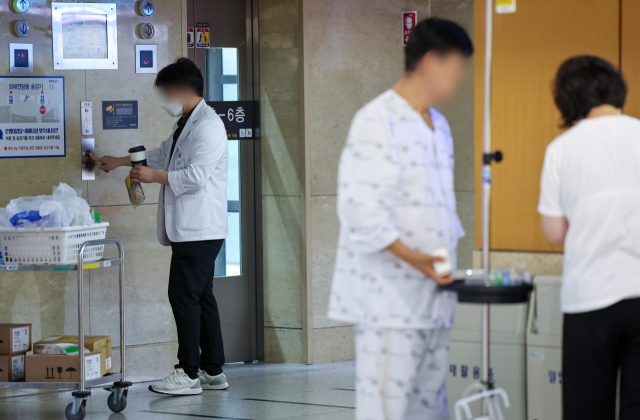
top-left (102, 101), bottom-right (139, 130)
top-left (207, 101), bottom-right (256, 140)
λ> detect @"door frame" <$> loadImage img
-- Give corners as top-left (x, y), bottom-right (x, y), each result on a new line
top-left (181, 0), bottom-right (263, 362)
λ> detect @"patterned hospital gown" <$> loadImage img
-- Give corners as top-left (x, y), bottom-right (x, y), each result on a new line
top-left (328, 89), bottom-right (465, 330)
top-left (329, 90), bottom-right (465, 420)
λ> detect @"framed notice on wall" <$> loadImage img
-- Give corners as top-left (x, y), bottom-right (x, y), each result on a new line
top-left (51, 2), bottom-right (118, 70)
top-left (0, 76), bottom-right (66, 159)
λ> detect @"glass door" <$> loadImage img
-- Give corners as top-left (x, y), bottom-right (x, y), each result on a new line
top-left (206, 47), bottom-right (242, 278)
top-left (187, 0), bottom-right (260, 362)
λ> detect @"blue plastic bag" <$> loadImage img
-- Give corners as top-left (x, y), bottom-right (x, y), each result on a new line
top-left (10, 210), bottom-right (42, 227)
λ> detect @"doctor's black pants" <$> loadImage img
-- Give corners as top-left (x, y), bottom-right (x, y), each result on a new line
top-left (169, 239), bottom-right (225, 379)
top-left (563, 298), bottom-right (640, 420)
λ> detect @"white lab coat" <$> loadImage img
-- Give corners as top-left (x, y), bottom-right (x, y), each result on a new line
top-left (147, 99), bottom-right (228, 245)
top-left (327, 90), bottom-right (464, 330)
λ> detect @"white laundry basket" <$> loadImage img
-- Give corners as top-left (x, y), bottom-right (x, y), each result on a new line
top-left (0, 222), bottom-right (109, 265)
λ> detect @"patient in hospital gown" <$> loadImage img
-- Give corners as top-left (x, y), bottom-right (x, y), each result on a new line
top-left (327, 17), bottom-right (473, 420)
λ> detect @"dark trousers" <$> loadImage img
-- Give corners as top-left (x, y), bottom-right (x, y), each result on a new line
top-left (169, 239), bottom-right (225, 379)
top-left (563, 298), bottom-right (640, 420)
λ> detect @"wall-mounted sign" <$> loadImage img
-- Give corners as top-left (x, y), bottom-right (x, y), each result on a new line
top-left (52, 2), bottom-right (118, 70)
top-left (13, 20), bottom-right (30, 37)
top-left (138, 0), bottom-right (154, 16)
top-left (138, 23), bottom-right (155, 40)
top-left (207, 101), bottom-right (255, 140)
top-left (12, 0), bottom-right (29, 13)
top-left (187, 27), bottom-right (194, 48)
top-left (102, 101), bottom-right (138, 130)
top-left (402, 11), bottom-right (417, 46)
top-left (196, 23), bottom-right (210, 48)
top-left (10, 43), bottom-right (33, 74)
top-left (0, 76), bottom-right (66, 159)
top-left (496, 0), bottom-right (516, 14)
top-left (81, 101), bottom-right (93, 135)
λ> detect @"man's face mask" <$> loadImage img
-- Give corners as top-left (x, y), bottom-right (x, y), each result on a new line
top-left (161, 98), bottom-right (184, 118)
top-left (160, 87), bottom-right (186, 117)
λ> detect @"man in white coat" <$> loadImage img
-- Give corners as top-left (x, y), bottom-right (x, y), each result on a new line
top-left (327, 18), bottom-right (473, 420)
top-left (91, 58), bottom-right (229, 395)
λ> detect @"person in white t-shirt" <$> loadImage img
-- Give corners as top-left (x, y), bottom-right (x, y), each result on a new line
top-left (328, 18), bottom-right (473, 420)
top-left (538, 55), bottom-right (640, 420)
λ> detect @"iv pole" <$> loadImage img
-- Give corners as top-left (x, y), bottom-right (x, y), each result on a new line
top-left (481, 0), bottom-right (503, 413)
top-left (450, 2), bottom-right (528, 418)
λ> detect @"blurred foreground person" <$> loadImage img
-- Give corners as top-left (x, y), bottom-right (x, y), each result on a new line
top-left (328, 18), bottom-right (473, 420)
top-left (539, 56), bottom-right (640, 420)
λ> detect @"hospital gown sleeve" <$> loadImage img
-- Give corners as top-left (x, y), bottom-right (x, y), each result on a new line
top-left (538, 141), bottom-right (564, 217)
top-left (336, 110), bottom-right (401, 254)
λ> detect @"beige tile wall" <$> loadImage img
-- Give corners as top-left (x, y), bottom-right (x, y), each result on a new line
top-left (0, 0), bottom-right (184, 380)
top-left (301, 0), bottom-right (475, 362)
top-left (259, 0), bottom-right (306, 361)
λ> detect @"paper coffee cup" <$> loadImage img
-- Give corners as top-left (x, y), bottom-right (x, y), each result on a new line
top-left (128, 145), bottom-right (147, 167)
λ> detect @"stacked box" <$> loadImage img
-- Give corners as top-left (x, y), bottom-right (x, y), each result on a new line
top-left (0, 324), bottom-right (32, 382)
top-left (33, 335), bottom-right (112, 376)
top-left (26, 353), bottom-right (102, 382)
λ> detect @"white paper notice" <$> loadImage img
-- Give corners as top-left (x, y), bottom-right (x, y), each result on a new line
top-left (12, 326), bottom-right (29, 352)
top-left (0, 76), bottom-right (66, 158)
top-left (12, 354), bottom-right (25, 381)
top-left (84, 354), bottom-right (101, 380)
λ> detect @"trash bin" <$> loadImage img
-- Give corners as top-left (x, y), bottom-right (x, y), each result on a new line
top-left (526, 275), bottom-right (562, 420)
top-left (447, 300), bottom-right (529, 420)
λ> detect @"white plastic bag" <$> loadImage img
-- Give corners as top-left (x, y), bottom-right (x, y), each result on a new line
top-left (52, 183), bottom-right (93, 226)
top-left (5, 195), bottom-right (53, 228)
top-left (0, 208), bottom-right (9, 228)
top-left (1, 183), bottom-right (94, 228)
top-left (39, 200), bottom-right (70, 227)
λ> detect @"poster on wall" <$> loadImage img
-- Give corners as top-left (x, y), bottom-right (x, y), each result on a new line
top-left (102, 100), bottom-right (138, 130)
top-left (402, 11), bottom-right (418, 46)
top-left (196, 23), bottom-right (210, 48)
top-left (187, 27), bottom-right (194, 48)
top-left (496, 0), bottom-right (516, 14)
top-left (0, 76), bottom-right (66, 159)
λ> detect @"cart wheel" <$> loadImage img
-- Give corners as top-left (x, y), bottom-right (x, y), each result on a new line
top-left (107, 392), bottom-right (127, 413)
top-left (65, 402), bottom-right (86, 420)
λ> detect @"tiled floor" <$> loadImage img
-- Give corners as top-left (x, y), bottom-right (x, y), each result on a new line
top-left (0, 361), bottom-right (356, 420)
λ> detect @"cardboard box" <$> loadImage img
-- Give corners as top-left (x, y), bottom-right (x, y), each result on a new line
top-left (34, 335), bottom-right (112, 375)
top-left (0, 354), bottom-right (25, 382)
top-left (26, 353), bottom-right (101, 383)
top-left (0, 324), bottom-right (31, 355)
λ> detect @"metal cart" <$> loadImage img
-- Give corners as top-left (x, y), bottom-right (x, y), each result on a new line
top-left (0, 238), bottom-right (131, 420)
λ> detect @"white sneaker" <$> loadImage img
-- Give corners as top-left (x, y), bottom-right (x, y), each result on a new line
top-left (198, 369), bottom-right (229, 390)
top-left (149, 368), bottom-right (202, 395)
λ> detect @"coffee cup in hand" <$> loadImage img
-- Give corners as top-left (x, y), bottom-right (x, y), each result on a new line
top-left (128, 146), bottom-right (147, 167)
